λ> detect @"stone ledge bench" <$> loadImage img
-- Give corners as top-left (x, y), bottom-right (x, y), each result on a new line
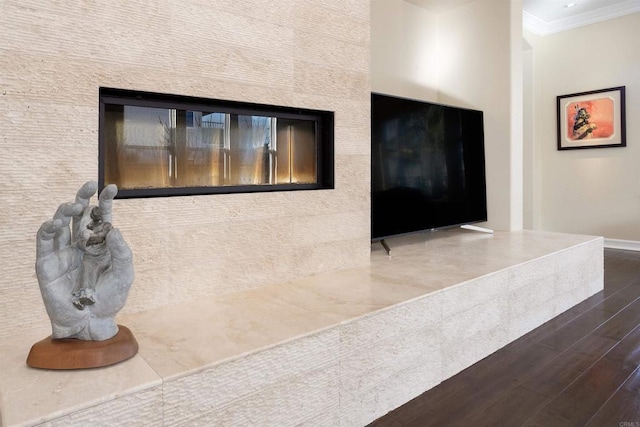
top-left (0, 229), bottom-right (603, 426)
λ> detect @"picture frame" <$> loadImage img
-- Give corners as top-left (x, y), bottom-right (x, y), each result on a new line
top-left (556, 86), bottom-right (626, 150)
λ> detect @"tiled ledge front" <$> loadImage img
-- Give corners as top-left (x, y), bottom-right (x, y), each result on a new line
top-left (0, 230), bottom-right (604, 426)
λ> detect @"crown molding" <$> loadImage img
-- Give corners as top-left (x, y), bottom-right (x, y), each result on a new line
top-left (524, 0), bottom-right (640, 36)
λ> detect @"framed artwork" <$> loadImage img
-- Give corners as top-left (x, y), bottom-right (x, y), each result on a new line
top-left (556, 86), bottom-right (626, 150)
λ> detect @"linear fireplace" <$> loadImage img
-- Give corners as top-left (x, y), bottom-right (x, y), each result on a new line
top-left (99, 88), bottom-right (334, 198)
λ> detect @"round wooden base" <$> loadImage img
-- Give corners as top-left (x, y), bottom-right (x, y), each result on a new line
top-left (26, 325), bottom-right (138, 370)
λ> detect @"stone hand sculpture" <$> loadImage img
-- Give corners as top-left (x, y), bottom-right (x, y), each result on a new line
top-left (36, 181), bottom-right (134, 341)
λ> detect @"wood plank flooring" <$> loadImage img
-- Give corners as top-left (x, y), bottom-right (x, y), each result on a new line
top-left (368, 249), bottom-right (640, 427)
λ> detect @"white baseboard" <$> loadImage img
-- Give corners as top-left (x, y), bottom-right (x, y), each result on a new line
top-left (604, 239), bottom-right (640, 252)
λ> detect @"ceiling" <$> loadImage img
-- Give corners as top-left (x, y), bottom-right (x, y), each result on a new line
top-left (405, 0), bottom-right (640, 35)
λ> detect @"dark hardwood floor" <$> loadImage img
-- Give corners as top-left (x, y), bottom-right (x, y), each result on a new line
top-left (369, 249), bottom-right (640, 427)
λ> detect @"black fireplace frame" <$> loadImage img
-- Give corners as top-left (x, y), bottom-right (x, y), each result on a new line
top-left (98, 88), bottom-right (334, 199)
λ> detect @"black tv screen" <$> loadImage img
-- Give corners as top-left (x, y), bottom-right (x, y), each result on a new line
top-left (371, 92), bottom-right (487, 240)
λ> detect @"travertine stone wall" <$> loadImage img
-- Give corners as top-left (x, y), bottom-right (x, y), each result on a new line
top-left (0, 0), bottom-right (370, 340)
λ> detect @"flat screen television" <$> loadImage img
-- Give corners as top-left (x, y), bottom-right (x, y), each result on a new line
top-left (371, 92), bottom-right (487, 240)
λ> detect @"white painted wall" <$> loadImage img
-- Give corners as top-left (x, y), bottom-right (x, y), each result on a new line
top-left (371, 0), bottom-right (639, 241)
top-left (525, 13), bottom-right (640, 241)
top-left (371, 0), bottom-right (524, 231)
top-left (438, 0), bottom-right (523, 231)
top-left (509, 0), bottom-right (524, 231)
top-left (523, 38), bottom-right (539, 229)
top-left (371, 0), bottom-right (439, 101)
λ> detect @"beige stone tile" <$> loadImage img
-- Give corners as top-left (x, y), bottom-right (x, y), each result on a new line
top-left (507, 255), bottom-right (557, 291)
top-left (339, 326), bottom-right (441, 396)
top-left (509, 303), bottom-right (556, 341)
top-left (339, 294), bottom-right (443, 356)
top-left (442, 295), bottom-right (509, 378)
top-left (162, 329), bottom-right (339, 424)
top-left (177, 364), bottom-right (339, 427)
top-left (507, 273), bottom-right (556, 319)
top-left (120, 288), bottom-right (341, 379)
top-left (440, 271), bottom-right (509, 318)
top-left (0, 331), bottom-right (161, 427)
top-left (257, 267), bottom-right (429, 322)
top-left (44, 385), bottom-right (163, 427)
top-left (340, 361), bottom-right (442, 427)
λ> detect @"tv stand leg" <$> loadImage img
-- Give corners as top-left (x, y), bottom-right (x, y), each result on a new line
top-left (460, 224), bottom-right (494, 234)
top-left (380, 239), bottom-right (391, 256)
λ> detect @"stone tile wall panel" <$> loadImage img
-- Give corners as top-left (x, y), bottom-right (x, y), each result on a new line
top-left (0, 0), bottom-right (370, 340)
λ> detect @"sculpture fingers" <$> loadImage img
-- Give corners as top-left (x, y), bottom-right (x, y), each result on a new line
top-left (54, 202), bottom-right (83, 225)
top-left (72, 181), bottom-right (98, 238)
top-left (75, 181), bottom-right (98, 209)
top-left (53, 202), bottom-right (83, 250)
top-left (36, 219), bottom-right (63, 260)
top-left (98, 184), bottom-right (118, 224)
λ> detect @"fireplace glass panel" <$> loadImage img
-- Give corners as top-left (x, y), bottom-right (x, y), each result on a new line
top-left (275, 119), bottom-right (317, 184)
